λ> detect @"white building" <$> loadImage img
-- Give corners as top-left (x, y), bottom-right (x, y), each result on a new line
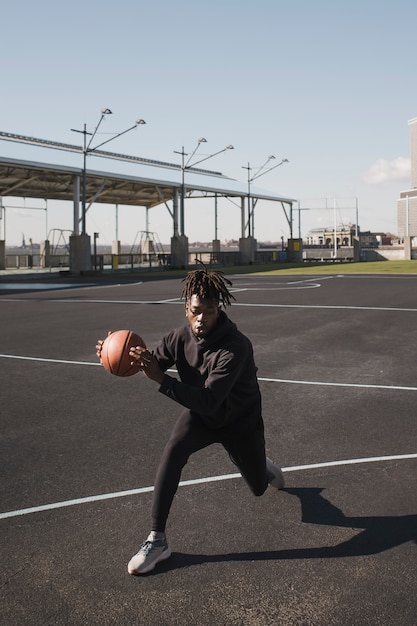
top-left (397, 117), bottom-right (417, 238)
top-left (305, 223), bottom-right (357, 247)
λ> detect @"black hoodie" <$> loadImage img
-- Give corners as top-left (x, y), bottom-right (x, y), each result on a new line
top-left (156, 311), bottom-right (263, 435)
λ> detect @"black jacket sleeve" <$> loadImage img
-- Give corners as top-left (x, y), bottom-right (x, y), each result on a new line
top-left (158, 343), bottom-right (247, 428)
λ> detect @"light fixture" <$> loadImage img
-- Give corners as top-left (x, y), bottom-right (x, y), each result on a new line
top-left (71, 109), bottom-right (147, 235)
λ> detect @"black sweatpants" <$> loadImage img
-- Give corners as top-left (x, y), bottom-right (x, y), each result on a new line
top-left (151, 409), bottom-right (269, 533)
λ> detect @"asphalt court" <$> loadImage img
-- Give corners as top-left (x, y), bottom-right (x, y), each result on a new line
top-left (1, 272), bottom-right (416, 625)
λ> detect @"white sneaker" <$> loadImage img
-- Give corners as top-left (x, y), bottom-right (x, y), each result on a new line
top-left (266, 458), bottom-right (285, 489)
top-left (127, 533), bottom-right (171, 575)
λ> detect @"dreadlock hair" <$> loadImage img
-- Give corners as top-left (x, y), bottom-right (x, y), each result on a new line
top-left (181, 261), bottom-right (235, 307)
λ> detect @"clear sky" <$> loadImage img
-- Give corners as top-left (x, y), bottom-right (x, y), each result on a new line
top-left (1, 0), bottom-right (416, 246)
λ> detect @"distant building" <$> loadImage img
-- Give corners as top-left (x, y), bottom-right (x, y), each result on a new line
top-left (359, 231), bottom-right (393, 248)
top-left (305, 223), bottom-right (358, 247)
top-left (397, 117), bottom-right (417, 238)
top-left (305, 225), bottom-right (395, 249)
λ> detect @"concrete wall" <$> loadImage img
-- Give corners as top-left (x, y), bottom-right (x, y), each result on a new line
top-left (360, 245), bottom-right (417, 261)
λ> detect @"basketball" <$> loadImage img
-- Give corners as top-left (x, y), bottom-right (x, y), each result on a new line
top-left (100, 330), bottom-right (146, 377)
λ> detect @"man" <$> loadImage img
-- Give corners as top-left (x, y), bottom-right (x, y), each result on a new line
top-left (99, 267), bottom-right (284, 575)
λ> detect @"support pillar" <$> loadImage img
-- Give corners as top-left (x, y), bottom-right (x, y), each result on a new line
top-left (240, 197), bottom-right (245, 238)
top-left (40, 240), bottom-right (50, 268)
top-left (239, 236), bottom-right (257, 264)
top-left (73, 175), bottom-right (80, 235)
top-left (353, 236), bottom-right (361, 262)
top-left (170, 235), bottom-right (189, 269)
top-left (404, 236), bottom-right (412, 260)
top-left (112, 240), bottom-right (121, 255)
top-left (212, 239), bottom-right (221, 253)
top-left (0, 240), bottom-right (5, 270)
top-left (287, 238), bottom-right (303, 262)
top-left (173, 190), bottom-right (179, 237)
top-left (212, 239), bottom-right (221, 264)
top-left (69, 233), bottom-right (92, 274)
top-left (112, 240), bottom-right (121, 270)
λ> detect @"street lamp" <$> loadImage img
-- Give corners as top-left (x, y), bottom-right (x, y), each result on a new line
top-left (242, 156), bottom-right (289, 237)
top-left (174, 139), bottom-right (234, 236)
top-left (296, 202), bottom-right (310, 240)
top-left (71, 109), bottom-right (146, 234)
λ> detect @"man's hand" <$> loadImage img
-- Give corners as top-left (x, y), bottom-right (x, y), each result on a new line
top-left (129, 346), bottom-right (164, 385)
top-left (96, 331), bottom-right (113, 361)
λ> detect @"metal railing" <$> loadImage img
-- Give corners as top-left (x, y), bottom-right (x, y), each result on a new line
top-left (3, 248), bottom-right (288, 272)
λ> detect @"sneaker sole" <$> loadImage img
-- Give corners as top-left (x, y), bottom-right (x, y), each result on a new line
top-left (128, 547), bottom-right (172, 575)
top-left (269, 474), bottom-right (285, 489)
top-left (266, 459), bottom-right (285, 490)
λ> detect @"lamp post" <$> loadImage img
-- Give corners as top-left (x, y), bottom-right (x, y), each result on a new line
top-left (296, 202), bottom-right (310, 240)
top-left (242, 156), bottom-right (289, 238)
top-left (71, 109), bottom-right (146, 234)
top-left (174, 139), bottom-right (234, 236)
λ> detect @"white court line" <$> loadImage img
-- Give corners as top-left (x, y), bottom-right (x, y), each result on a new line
top-left (258, 376), bottom-right (417, 392)
top-left (230, 274), bottom-right (336, 289)
top-left (234, 303), bottom-right (417, 312)
top-left (1, 355), bottom-right (417, 392)
top-left (1, 453), bottom-right (416, 521)
top-left (0, 297), bottom-right (182, 304)
top-left (0, 354), bottom-right (101, 366)
top-left (228, 283), bottom-right (321, 291)
top-left (0, 283), bottom-right (93, 291)
top-left (0, 281), bottom-right (144, 292)
top-left (2, 295), bottom-right (417, 312)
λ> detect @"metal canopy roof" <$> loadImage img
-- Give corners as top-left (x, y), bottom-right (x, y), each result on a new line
top-left (0, 156), bottom-right (181, 208)
top-left (0, 132), bottom-right (296, 211)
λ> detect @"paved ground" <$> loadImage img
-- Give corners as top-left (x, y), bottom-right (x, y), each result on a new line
top-left (1, 271), bottom-right (416, 625)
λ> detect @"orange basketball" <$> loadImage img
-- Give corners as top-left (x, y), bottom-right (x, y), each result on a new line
top-left (100, 330), bottom-right (146, 377)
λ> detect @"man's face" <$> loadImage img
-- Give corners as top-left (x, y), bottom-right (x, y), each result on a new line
top-left (185, 294), bottom-right (220, 339)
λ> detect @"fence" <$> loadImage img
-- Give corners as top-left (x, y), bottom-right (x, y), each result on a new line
top-left (7, 245), bottom-right (416, 272)
top-left (303, 246), bottom-right (354, 263)
top-left (3, 247), bottom-right (286, 272)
